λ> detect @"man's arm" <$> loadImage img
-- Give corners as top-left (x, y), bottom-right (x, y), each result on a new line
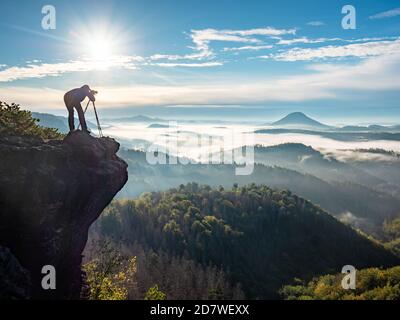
top-left (87, 90), bottom-right (96, 102)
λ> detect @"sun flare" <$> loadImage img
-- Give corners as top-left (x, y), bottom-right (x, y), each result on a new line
top-left (86, 34), bottom-right (113, 60)
top-left (72, 22), bottom-right (126, 61)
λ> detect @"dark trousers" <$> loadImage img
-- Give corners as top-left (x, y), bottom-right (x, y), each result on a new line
top-left (66, 103), bottom-right (87, 131)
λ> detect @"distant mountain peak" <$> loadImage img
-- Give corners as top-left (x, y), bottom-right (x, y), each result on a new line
top-left (272, 112), bottom-right (329, 128)
top-left (111, 114), bottom-right (167, 123)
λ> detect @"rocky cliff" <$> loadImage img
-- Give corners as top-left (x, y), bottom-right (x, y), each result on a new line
top-left (0, 131), bottom-right (128, 299)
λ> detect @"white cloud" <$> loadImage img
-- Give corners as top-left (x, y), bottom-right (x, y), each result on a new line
top-left (369, 7), bottom-right (400, 20)
top-left (3, 53), bottom-right (400, 109)
top-left (152, 62), bottom-right (223, 68)
top-left (277, 36), bottom-right (398, 46)
top-left (190, 27), bottom-right (296, 57)
top-left (228, 27), bottom-right (297, 37)
top-left (266, 39), bottom-right (400, 61)
top-left (147, 27), bottom-right (295, 64)
top-left (223, 45), bottom-right (273, 52)
top-left (0, 86), bottom-right (63, 108)
top-left (0, 55), bottom-right (142, 82)
top-left (150, 51), bottom-right (212, 61)
top-left (277, 37), bottom-right (329, 45)
top-left (307, 21), bottom-right (325, 26)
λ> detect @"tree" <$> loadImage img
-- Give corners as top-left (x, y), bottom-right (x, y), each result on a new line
top-left (280, 266), bottom-right (400, 300)
top-left (83, 240), bottom-right (136, 300)
top-left (0, 101), bottom-right (63, 139)
top-left (144, 285), bottom-right (166, 300)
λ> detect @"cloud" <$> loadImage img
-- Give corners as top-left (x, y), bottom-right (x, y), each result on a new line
top-left (369, 7), bottom-right (400, 20)
top-left (0, 55), bottom-right (143, 82)
top-left (277, 36), bottom-right (398, 46)
top-left (265, 39), bottom-right (400, 61)
top-left (222, 45), bottom-right (273, 52)
top-left (338, 212), bottom-right (367, 229)
top-left (7, 24), bottom-right (398, 82)
top-left (0, 86), bottom-right (63, 108)
top-left (4, 53), bottom-right (400, 109)
top-left (321, 149), bottom-right (400, 163)
top-left (148, 27), bottom-right (291, 62)
top-left (152, 62), bottom-right (223, 68)
top-left (189, 27), bottom-right (296, 57)
top-left (277, 37), bottom-right (330, 45)
top-left (307, 21), bottom-right (325, 26)
top-left (0, 26), bottom-right (296, 81)
top-left (227, 27), bottom-right (297, 37)
top-left (149, 51), bottom-right (212, 61)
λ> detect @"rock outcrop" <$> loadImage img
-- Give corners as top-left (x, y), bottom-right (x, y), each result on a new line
top-left (0, 246), bottom-right (31, 299)
top-left (0, 131), bottom-right (128, 299)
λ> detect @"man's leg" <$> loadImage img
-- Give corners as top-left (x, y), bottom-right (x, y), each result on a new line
top-left (75, 103), bottom-right (88, 132)
top-left (67, 105), bottom-right (75, 131)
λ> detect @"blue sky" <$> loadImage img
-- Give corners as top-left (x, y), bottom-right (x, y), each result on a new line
top-left (0, 0), bottom-right (399, 122)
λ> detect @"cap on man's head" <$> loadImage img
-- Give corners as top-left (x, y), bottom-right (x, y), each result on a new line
top-left (81, 85), bottom-right (90, 90)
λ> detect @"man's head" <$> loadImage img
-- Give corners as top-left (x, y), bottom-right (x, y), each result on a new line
top-left (81, 85), bottom-right (98, 95)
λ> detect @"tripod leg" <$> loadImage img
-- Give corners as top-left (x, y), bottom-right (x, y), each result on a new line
top-left (92, 101), bottom-right (103, 137)
top-left (77, 100), bottom-right (91, 130)
top-left (83, 100), bottom-right (91, 114)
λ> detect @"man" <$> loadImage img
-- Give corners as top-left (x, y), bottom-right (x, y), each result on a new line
top-left (64, 85), bottom-right (97, 133)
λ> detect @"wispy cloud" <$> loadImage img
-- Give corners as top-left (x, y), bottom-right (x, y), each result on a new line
top-left (0, 55), bottom-right (143, 82)
top-left (189, 27), bottom-right (296, 57)
top-left (277, 37), bottom-right (331, 45)
top-left (149, 51), bottom-right (212, 61)
top-left (277, 36), bottom-right (398, 46)
top-left (4, 53), bottom-right (400, 109)
top-left (369, 7), bottom-right (400, 20)
top-left (147, 28), bottom-right (291, 63)
top-left (307, 21), bottom-right (325, 26)
top-left (0, 26), bottom-right (298, 82)
top-left (2, 24), bottom-right (399, 83)
top-left (151, 62), bottom-right (223, 68)
top-left (222, 45), bottom-right (273, 52)
top-left (265, 39), bottom-right (400, 61)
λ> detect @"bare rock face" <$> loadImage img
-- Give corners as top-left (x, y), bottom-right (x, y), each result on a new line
top-left (0, 131), bottom-right (128, 299)
top-left (0, 246), bottom-right (31, 299)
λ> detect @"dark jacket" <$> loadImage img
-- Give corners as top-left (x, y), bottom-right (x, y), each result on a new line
top-left (64, 86), bottom-right (96, 106)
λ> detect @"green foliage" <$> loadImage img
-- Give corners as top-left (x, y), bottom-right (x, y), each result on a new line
top-left (383, 218), bottom-right (400, 257)
top-left (383, 218), bottom-right (400, 241)
top-left (97, 183), bottom-right (398, 299)
top-left (83, 240), bottom-right (136, 300)
top-left (281, 266), bottom-right (400, 300)
top-left (144, 285), bottom-right (166, 300)
top-left (0, 101), bottom-right (63, 139)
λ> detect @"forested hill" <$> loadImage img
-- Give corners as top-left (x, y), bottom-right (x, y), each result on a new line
top-left (117, 148), bottom-right (400, 234)
top-left (96, 184), bottom-right (399, 299)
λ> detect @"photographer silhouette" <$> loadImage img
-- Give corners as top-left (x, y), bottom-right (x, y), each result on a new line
top-left (64, 85), bottom-right (97, 133)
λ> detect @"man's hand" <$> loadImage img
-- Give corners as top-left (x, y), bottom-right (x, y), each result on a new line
top-left (88, 89), bottom-right (97, 102)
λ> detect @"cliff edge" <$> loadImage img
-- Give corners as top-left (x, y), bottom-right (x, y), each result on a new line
top-left (0, 131), bottom-right (128, 299)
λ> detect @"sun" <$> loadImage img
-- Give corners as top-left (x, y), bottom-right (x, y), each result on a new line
top-left (72, 22), bottom-right (124, 61)
top-left (86, 34), bottom-right (113, 60)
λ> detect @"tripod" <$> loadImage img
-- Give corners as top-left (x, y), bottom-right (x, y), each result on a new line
top-left (78, 100), bottom-right (103, 137)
